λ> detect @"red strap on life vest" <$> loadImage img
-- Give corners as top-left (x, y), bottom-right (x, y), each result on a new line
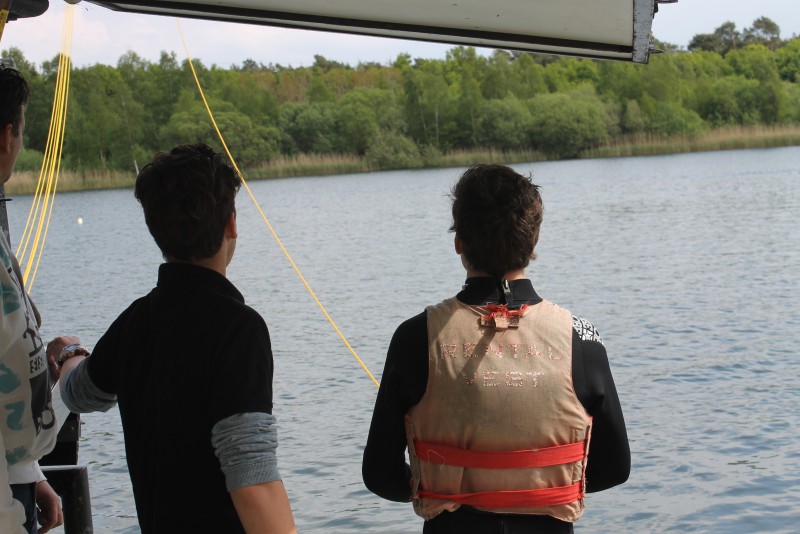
top-left (419, 483), bottom-right (583, 508)
top-left (413, 439), bottom-right (585, 469)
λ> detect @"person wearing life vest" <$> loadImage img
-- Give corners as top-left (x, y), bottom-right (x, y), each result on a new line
top-left (363, 163), bottom-right (630, 533)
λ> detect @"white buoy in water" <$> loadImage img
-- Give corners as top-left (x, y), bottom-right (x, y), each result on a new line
top-left (77, 217), bottom-right (83, 225)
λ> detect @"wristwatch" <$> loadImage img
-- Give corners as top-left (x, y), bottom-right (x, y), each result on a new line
top-left (57, 344), bottom-right (89, 367)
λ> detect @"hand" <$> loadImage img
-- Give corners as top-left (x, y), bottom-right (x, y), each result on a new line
top-left (46, 336), bottom-right (84, 382)
top-left (35, 480), bottom-right (64, 533)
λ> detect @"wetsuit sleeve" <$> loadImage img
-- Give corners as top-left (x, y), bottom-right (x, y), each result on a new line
top-left (571, 328), bottom-right (631, 492)
top-left (363, 311), bottom-right (428, 502)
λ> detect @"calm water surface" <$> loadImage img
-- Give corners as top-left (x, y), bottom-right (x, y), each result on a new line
top-left (10, 147), bottom-right (799, 533)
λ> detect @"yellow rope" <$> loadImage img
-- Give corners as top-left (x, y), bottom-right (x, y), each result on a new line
top-left (16, 8), bottom-right (70, 264)
top-left (16, 4), bottom-right (74, 291)
top-left (176, 20), bottom-right (380, 388)
top-left (29, 7), bottom-right (73, 289)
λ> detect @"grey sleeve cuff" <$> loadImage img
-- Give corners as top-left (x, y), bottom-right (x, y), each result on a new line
top-left (211, 412), bottom-right (281, 491)
top-left (61, 360), bottom-right (118, 413)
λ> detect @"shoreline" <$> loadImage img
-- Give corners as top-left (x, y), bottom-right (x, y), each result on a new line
top-left (5, 125), bottom-right (799, 195)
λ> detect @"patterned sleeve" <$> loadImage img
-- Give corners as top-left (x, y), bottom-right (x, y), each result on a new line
top-left (572, 315), bottom-right (603, 344)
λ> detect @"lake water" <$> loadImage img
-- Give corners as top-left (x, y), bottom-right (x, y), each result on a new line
top-left (8, 147), bottom-right (800, 533)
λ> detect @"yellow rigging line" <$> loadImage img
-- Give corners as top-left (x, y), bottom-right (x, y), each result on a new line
top-left (176, 20), bottom-right (380, 388)
top-left (29, 7), bottom-right (74, 289)
top-left (16, 4), bottom-right (74, 291)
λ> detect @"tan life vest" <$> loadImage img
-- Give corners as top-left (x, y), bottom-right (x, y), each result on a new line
top-left (405, 297), bottom-right (592, 522)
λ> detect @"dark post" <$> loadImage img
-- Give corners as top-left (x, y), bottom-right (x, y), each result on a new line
top-left (40, 465), bottom-right (93, 534)
top-left (41, 413), bottom-right (94, 533)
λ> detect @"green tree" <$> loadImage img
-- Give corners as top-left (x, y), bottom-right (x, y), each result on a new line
top-left (645, 100), bottom-right (706, 136)
top-left (478, 97), bottom-right (531, 149)
top-left (208, 67), bottom-right (279, 121)
top-left (365, 131), bottom-right (422, 169)
top-left (694, 76), bottom-right (760, 126)
top-left (775, 38), bottom-right (800, 82)
top-left (312, 55), bottom-right (351, 72)
top-left (727, 44), bottom-right (780, 82)
top-left (620, 100), bottom-right (647, 134)
top-left (279, 102), bottom-right (337, 154)
top-left (783, 83), bottom-right (800, 122)
top-left (481, 50), bottom-right (513, 99)
top-left (159, 95), bottom-right (280, 166)
top-left (508, 53), bottom-right (547, 99)
top-left (333, 88), bottom-right (401, 154)
top-left (726, 45), bottom-right (784, 123)
top-left (689, 21), bottom-right (740, 55)
top-left (446, 47), bottom-right (485, 147)
top-left (307, 69), bottom-right (336, 103)
top-left (527, 90), bottom-right (610, 158)
top-left (65, 64), bottom-right (146, 171)
top-left (14, 148), bottom-right (44, 172)
top-left (743, 17), bottom-right (782, 50)
top-left (401, 60), bottom-right (456, 149)
top-left (641, 53), bottom-right (683, 104)
top-left (596, 62), bottom-right (645, 103)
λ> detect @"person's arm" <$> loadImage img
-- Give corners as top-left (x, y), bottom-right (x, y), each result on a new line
top-left (34, 480), bottom-right (63, 534)
top-left (58, 356), bottom-right (117, 414)
top-left (571, 327), bottom-right (631, 492)
top-left (362, 312), bottom-right (429, 502)
top-left (230, 481), bottom-right (296, 534)
top-left (50, 332), bottom-right (118, 414)
top-left (211, 412), bottom-right (295, 533)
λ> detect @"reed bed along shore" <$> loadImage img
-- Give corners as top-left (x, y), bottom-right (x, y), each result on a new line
top-left (4, 125), bottom-right (799, 196)
top-left (585, 124), bottom-right (800, 159)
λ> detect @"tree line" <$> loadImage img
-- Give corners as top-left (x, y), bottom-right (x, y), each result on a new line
top-left (4, 16), bottom-right (800, 172)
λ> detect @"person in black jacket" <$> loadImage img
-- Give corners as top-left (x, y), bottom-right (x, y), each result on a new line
top-left (57, 144), bottom-right (296, 533)
top-left (363, 163), bottom-right (630, 533)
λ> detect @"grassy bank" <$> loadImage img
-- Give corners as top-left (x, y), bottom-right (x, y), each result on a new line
top-left (4, 125), bottom-right (799, 196)
top-left (4, 169), bottom-right (139, 195)
top-left (584, 125), bottom-right (800, 158)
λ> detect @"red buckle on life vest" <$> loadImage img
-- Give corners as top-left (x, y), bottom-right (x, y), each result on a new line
top-left (480, 304), bottom-right (528, 330)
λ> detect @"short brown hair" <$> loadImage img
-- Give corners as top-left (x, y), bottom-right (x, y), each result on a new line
top-left (449, 163), bottom-right (543, 277)
top-left (134, 144), bottom-right (241, 261)
top-left (0, 66), bottom-right (29, 136)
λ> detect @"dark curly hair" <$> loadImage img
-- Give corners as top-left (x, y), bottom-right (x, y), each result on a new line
top-left (134, 144), bottom-right (241, 261)
top-left (0, 66), bottom-right (29, 136)
top-left (449, 163), bottom-right (543, 277)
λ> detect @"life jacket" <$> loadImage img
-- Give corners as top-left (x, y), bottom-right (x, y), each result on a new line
top-left (405, 297), bottom-right (592, 522)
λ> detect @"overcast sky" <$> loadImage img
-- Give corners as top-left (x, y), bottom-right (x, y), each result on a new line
top-left (2, 1), bottom-right (799, 69)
